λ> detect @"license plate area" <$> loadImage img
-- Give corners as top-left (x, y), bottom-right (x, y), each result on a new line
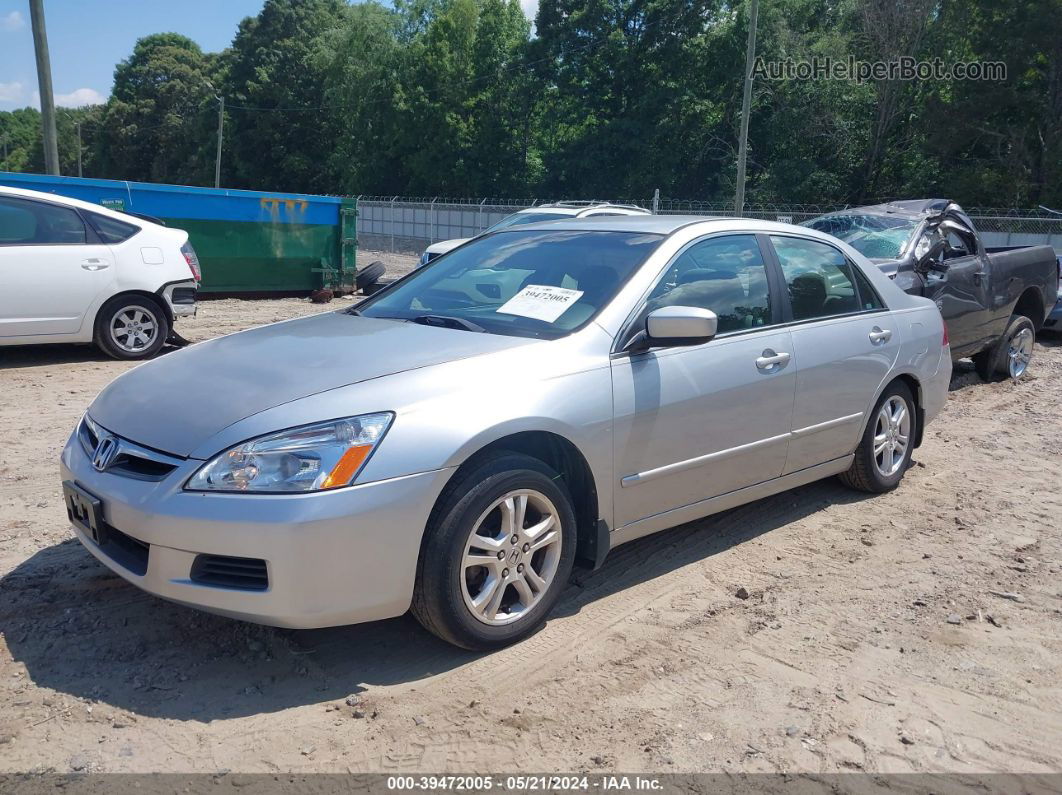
top-left (63, 480), bottom-right (109, 545)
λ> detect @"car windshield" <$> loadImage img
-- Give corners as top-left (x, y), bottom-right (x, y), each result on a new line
top-left (485, 211), bottom-right (571, 232)
top-left (803, 214), bottom-right (920, 259)
top-left (357, 230), bottom-right (663, 339)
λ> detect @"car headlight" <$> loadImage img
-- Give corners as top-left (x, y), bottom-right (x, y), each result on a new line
top-left (185, 413), bottom-right (394, 493)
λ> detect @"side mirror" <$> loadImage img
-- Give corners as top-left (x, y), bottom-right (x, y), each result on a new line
top-left (626, 306), bottom-right (718, 352)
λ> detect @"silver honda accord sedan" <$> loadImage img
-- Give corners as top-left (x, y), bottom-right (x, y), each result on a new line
top-left (61, 216), bottom-right (951, 649)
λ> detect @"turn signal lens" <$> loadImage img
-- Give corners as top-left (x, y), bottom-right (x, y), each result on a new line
top-left (321, 444), bottom-right (374, 490)
top-left (942, 324), bottom-right (949, 346)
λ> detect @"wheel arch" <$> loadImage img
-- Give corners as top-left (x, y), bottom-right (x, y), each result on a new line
top-left (432, 430), bottom-right (605, 570)
top-left (1013, 285), bottom-right (1046, 330)
top-left (94, 289), bottom-right (174, 328)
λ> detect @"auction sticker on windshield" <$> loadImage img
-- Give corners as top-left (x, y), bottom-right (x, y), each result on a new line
top-left (496, 285), bottom-right (584, 323)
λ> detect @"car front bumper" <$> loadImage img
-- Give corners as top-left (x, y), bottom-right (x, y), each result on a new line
top-left (60, 429), bottom-right (454, 629)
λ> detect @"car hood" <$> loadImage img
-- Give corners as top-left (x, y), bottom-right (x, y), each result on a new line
top-left (89, 311), bottom-right (535, 457)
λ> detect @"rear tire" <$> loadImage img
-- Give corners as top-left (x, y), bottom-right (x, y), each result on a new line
top-left (94, 295), bottom-right (170, 360)
top-left (973, 315), bottom-right (1034, 382)
top-left (839, 381), bottom-right (917, 493)
top-left (411, 453), bottom-right (577, 650)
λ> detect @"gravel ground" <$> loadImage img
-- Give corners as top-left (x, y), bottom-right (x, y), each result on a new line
top-left (0, 290), bottom-right (1060, 775)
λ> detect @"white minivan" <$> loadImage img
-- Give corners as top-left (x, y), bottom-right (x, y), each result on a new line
top-left (0, 186), bottom-right (199, 360)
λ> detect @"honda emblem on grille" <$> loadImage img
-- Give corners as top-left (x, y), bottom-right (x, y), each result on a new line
top-left (92, 434), bottom-right (119, 472)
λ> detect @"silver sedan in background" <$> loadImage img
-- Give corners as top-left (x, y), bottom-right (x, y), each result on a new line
top-left (61, 216), bottom-right (951, 649)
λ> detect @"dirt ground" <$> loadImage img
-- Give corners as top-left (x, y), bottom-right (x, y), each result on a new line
top-left (1, 276), bottom-right (1060, 775)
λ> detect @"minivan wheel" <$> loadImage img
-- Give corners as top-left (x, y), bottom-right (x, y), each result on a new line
top-left (411, 453), bottom-right (577, 650)
top-left (95, 295), bottom-right (170, 360)
top-left (839, 381), bottom-right (917, 493)
top-left (973, 315), bottom-right (1034, 382)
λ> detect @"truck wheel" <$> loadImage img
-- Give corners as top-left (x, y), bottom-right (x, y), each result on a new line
top-left (411, 453), bottom-right (577, 650)
top-left (973, 315), bottom-right (1034, 382)
top-left (94, 295), bottom-right (170, 360)
top-left (839, 381), bottom-right (916, 493)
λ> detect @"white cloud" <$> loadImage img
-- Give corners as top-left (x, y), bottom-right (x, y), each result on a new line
top-left (1, 10), bottom-right (25, 32)
top-left (0, 81), bottom-right (25, 104)
top-left (520, 0), bottom-right (538, 21)
top-left (55, 87), bottom-right (106, 107)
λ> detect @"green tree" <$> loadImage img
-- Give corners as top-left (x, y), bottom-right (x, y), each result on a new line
top-left (94, 33), bottom-right (218, 184)
top-left (222, 0), bottom-right (349, 192)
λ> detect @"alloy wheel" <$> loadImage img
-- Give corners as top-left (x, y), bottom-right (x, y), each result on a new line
top-left (109, 305), bottom-right (159, 353)
top-left (872, 395), bottom-right (910, 478)
top-left (460, 489), bottom-right (563, 626)
top-left (1007, 327), bottom-right (1033, 380)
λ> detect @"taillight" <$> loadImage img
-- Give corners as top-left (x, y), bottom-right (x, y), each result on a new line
top-left (181, 241), bottom-right (201, 282)
top-left (942, 323), bottom-right (949, 346)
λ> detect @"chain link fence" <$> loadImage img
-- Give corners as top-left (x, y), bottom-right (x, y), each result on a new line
top-left (354, 195), bottom-right (1062, 255)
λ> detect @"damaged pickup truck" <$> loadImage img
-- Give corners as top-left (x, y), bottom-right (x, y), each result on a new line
top-left (806, 200), bottom-right (1058, 381)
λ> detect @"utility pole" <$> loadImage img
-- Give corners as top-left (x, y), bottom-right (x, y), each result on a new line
top-left (214, 95), bottom-right (224, 188)
top-left (76, 122), bottom-right (82, 177)
top-left (734, 0), bottom-right (759, 217)
top-left (29, 0), bottom-right (60, 175)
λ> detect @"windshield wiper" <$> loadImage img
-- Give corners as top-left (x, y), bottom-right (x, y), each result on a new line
top-left (410, 314), bottom-right (486, 333)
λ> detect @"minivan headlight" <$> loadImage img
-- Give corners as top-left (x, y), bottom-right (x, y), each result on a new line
top-left (186, 413), bottom-right (393, 493)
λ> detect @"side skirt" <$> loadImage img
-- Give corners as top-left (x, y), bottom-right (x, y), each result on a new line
top-left (609, 455), bottom-right (854, 548)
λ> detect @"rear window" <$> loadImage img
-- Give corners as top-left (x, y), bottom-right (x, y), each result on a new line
top-left (86, 211), bottom-right (140, 244)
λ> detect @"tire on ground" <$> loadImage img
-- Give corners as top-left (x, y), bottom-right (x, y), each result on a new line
top-left (356, 260), bottom-right (386, 291)
top-left (411, 452), bottom-right (577, 650)
top-left (839, 380), bottom-right (917, 493)
top-left (94, 294), bottom-right (170, 361)
top-left (973, 314), bottom-right (1035, 382)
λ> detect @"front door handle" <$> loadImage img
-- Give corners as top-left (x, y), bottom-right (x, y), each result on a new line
top-left (755, 349), bottom-right (791, 371)
top-left (81, 258), bottom-right (110, 271)
top-left (869, 326), bottom-right (892, 345)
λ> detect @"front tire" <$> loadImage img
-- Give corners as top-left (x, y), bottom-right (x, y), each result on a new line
top-left (94, 295), bottom-right (170, 360)
top-left (411, 453), bottom-right (577, 650)
top-left (839, 381), bottom-right (917, 493)
top-left (973, 314), bottom-right (1034, 382)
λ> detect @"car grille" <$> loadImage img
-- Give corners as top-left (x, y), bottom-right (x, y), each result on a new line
top-left (190, 555), bottom-right (269, 591)
top-left (79, 417), bottom-right (181, 481)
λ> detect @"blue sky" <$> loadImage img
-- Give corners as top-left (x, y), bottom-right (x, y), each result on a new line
top-left (0, 0), bottom-right (265, 110)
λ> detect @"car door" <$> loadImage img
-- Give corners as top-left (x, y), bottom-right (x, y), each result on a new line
top-left (921, 219), bottom-right (992, 355)
top-left (0, 195), bottom-right (115, 338)
top-left (611, 233), bottom-right (795, 529)
top-left (767, 234), bottom-right (900, 473)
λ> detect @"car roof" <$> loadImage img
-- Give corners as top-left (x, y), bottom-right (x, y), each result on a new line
top-left (514, 202), bottom-right (649, 216)
top-left (814, 199), bottom-right (953, 220)
top-left (505, 214), bottom-right (830, 237)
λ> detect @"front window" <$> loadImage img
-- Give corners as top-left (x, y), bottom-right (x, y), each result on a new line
top-left (803, 214), bottom-right (919, 260)
top-left (484, 211), bottom-right (571, 232)
top-left (357, 230), bottom-right (663, 339)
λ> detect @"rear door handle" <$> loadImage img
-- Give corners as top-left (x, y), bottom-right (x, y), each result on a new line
top-left (869, 326), bottom-right (892, 344)
top-left (81, 258), bottom-right (110, 271)
top-left (755, 349), bottom-right (791, 370)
